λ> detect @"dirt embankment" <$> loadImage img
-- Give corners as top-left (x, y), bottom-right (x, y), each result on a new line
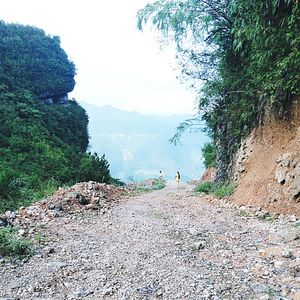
top-left (232, 99), bottom-right (300, 216)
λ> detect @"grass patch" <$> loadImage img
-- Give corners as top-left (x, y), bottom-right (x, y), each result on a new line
top-left (134, 179), bottom-right (166, 193)
top-left (151, 179), bottom-right (166, 190)
top-left (265, 214), bottom-right (276, 222)
top-left (0, 180), bottom-right (59, 214)
top-left (237, 209), bottom-right (250, 218)
top-left (213, 183), bottom-right (235, 198)
top-left (34, 231), bottom-right (44, 245)
top-left (267, 287), bottom-right (275, 297)
top-left (135, 186), bottom-right (151, 192)
top-left (194, 182), bottom-right (234, 198)
top-left (194, 182), bottom-right (213, 194)
top-left (152, 211), bottom-right (165, 219)
top-left (0, 227), bottom-right (33, 258)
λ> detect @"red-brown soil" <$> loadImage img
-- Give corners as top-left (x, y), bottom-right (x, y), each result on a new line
top-left (232, 99), bottom-right (300, 216)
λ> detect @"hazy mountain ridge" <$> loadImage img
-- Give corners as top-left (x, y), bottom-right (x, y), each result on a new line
top-left (81, 103), bottom-right (210, 182)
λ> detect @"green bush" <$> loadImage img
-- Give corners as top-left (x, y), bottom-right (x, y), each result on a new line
top-left (212, 183), bottom-right (235, 198)
top-left (134, 179), bottom-right (166, 193)
top-left (152, 179), bottom-right (166, 190)
top-left (194, 182), bottom-right (234, 198)
top-left (194, 182), bottom-right (213, 194)
top-left (0, 227), bottom-right (32, 258)
top-left (201, 143), bottom-right (216, 169)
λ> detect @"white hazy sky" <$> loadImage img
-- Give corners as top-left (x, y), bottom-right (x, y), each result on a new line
top-left (1, 0), bottom-right (197, 115)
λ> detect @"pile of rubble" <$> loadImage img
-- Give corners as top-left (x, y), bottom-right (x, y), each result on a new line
top-left (0, 181), bottom-right (130, 230)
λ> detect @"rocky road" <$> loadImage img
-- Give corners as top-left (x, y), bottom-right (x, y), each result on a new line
top-left (1, 182), bottom-right (300, 300)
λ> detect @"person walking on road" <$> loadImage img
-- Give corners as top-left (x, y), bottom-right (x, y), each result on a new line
top-left (175, 171), bottom-right (180, 185)
top-left (159, 170), bottom-right (164, 181)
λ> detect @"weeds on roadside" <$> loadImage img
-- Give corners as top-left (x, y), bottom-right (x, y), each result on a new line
top-left (152, 179), bottom-right (166, 190)
top-left (0, 227), bottom-right (33, 258)
top-left (0, 181), bottom-right (59, 214)
top-left (265, 214), bottom-right (276, 223)
top-left (237, 209), bottom-right (250, 218)
top-left (152, 211), bottom-right (165, 219)
top-left (194, 182), bottom-right (234, 198)
top-left (34, 232), bottom-right (44, 245)
top-left (134, 179), bottom-right (166, 193)
top-left (267, 287), bottom-right (275, 297)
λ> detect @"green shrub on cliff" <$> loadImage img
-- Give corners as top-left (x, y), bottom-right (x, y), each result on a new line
top-left (202, 143), bottom-right (216, 169)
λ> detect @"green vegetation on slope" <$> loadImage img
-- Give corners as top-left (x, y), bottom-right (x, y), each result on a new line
top-left (194, 182), bottom-right (234, 198)
top-left (0, 21), bottom-right (112, 213)
top-left (201, 143), bottom-right (216, 169)
top-left (138, 0), bottom-right (300, 181)
top-left (0, 21), bottom-right (75, 97)
top-left (0, 227), bottom-right (32, 258)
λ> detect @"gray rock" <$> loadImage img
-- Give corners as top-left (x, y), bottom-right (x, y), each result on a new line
top-left (0, 217), bottom-right (8, 227)
top-left (256, 210), bottom-right (269, 219)
top-left (74, 192), bottom-right (89, 205)
top-left (192, 241), bottom-right (205, 250)
top-left (47, 261), bottom-right (68, 268)
top-left (42, 247), bottom-right (55, 256)
top-left (189, 227), bottom-right (201, 236)
top-left (273, 260), bottom-right (284, 268)
top-left (75, 287), bottom-right (93, 297)
top-left (48, 203), bottom-right (62, 211)
top-left (275, 166), bottom-right (288, 185)
top-left (281, 250), bottom-right (292, 258)
top-left (103, 287), bottom-right (114, 295)
top-left (252, 283), bottom-right (269, 294)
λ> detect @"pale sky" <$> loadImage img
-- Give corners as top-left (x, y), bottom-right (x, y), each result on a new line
top-left (1, 0), bottom-right (197, 115)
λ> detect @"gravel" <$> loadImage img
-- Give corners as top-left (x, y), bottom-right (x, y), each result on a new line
top-left (0, 181), bottom-right (299, 299)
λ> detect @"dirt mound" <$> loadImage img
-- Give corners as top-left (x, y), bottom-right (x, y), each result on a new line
top-left (2, 181), bottom-right (130, 230)
top-left (231, 99), bottom-right (300, 215)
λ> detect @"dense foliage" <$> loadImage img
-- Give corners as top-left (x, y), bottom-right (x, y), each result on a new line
top-left (0, 22), bottom-right (112, 213)
top-left (0, 21), bottom-right (75, 97)
top-left (201, 142), bottom-right (216, 169)
top-left (138, 0), bottom-right (300, 181)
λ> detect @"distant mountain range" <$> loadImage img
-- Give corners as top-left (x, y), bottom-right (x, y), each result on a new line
top-left (80, 103), bottom-right (210, 182)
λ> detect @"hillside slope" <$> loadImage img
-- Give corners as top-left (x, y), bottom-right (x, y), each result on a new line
top-left (0, 22), bottom-right (111, 212)
top-left (232, 100), bottom-right (300, 215)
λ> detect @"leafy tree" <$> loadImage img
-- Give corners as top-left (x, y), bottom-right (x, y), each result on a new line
top-left (76, 153), bottom-right (111, 183)
top-left (202, 142), bottom-right (216, 168)
top-left (138, 0), bottom-right (300, 181)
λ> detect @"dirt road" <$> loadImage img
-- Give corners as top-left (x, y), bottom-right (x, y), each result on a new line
top-left (1, 182), bottom-right (300, 299)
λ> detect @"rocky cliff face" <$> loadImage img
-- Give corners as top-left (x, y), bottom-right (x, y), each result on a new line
top-left (231, 98), bottom-right (300, 215)
top-left (40, 93), bottom-right (69, 105)
top-left (275, 151), bottom-right (300, 201)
